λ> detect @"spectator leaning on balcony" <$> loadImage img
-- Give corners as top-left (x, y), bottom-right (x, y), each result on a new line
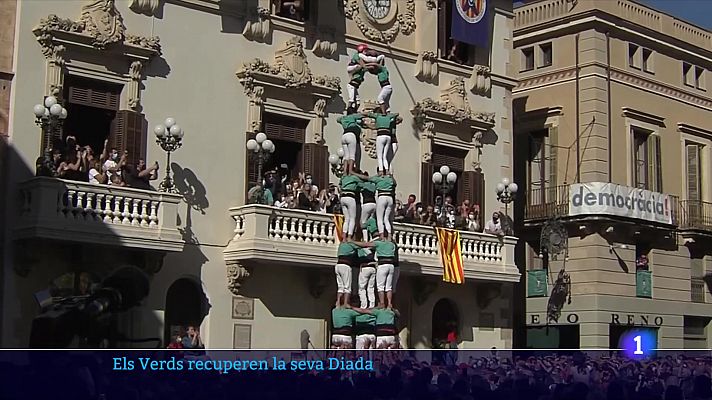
top-left (485, 212), bottom-right (504, 237)
top-left (122, 159), bottom-right (159, 191)
top-left (35, 148), bottom-right (60, 177)
top-left (467, 207), bottom-right (481, 232)
top-left (88, 159), bottom-right (107, 184)
top-left (102, 147), bottom-right (122, 184)
top-left (359, 171), bottom-right (377, 240)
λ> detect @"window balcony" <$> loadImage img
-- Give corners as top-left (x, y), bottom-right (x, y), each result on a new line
top-left (224, 205), bottom-right (520, 283)
top-left (679, 200), bottom-right (712, 235)
top-left (14, 177), bottom-right (184, 252)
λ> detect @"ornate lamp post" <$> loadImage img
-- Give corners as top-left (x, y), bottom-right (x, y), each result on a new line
top-left (495, 178), bottom-right (518, 235)
top-left (431, 165), bottom-right (457, 196)
top-left (33, 95), bottom-right (68, 152)
top-left (153, 117), bottom-right (184, 193)
top-left (246, 131), bottom-right (275, 188)
top-left (328, 148), bottom-right (345, 178)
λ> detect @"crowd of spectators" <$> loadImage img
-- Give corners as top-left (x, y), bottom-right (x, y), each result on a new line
top-left (9, 350), bottom-right (712, 400)
top-left (36, 136), bottom-right (159, 191)
top-left (166, 325), bottom-right (205, 350)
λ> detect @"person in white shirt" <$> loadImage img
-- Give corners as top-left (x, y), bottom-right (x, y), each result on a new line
top-left (466, 211), bottom-right (481, 232)
top-left (103, 149), bottom-right (121, 184)
top-left (485, 212), bottom-right (504, 237)
top-left (88, 159), bottom-right (107, 184)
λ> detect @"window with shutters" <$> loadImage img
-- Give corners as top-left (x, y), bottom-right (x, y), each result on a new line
top-left (686, 143), bottom-right (702, 202)
top-left (437, 0), bottom-right (474, 66)
top-left (422, 145), bottom-right (468, 205)
top-left (631, 129), bottom-right (662, 192)
top-left (59, 76), bottom-right (123, 161)
top-left (527, 129), bottom-right (556, 206)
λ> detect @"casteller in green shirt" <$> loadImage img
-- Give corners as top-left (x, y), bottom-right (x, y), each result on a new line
top-left (365, 217), bottom-right (378, 236)
top-left (332, 307), bottom-right (360, 329)
top-left (373, 65), bottom-right (390, 84)
top-left (372, 308), bottom-right (396, 325)
top-left (349, 52), bottom-right (366, 83)
top-left (337, 242), bottom-right (360, 258)
top-left (338, 114), bottom-right (363, 134)
top-left (373, 239), bottom-right (396, 259)
top-left (340, 174), bottom-right (362, 193)
top-left (355, 313), bottom-right (377, 326)
top-left (366, 112), bottom-right (399, 131)
top-left (369, 175), bottom-right (396, 192)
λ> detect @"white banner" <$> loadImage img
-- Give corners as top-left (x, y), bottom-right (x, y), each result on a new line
top-left (569, 182), bottom-right (673, 225)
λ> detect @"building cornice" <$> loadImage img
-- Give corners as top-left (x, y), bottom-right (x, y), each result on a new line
top-left (514, 64), bottom-right (712, 111)
top-left (514, 14), bottom-right (712, 65)
top-left (678, 123), bottom-right (712, 140)
top-left (621, 107), bottom-right (665, 127)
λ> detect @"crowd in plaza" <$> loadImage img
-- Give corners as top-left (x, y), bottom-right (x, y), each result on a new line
top-left (9, 351), bottom-right (712, 400)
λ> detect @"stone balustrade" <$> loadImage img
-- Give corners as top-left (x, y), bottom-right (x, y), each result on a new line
top-left (224, 205), bottom-right (520, 282)
top-left (14, 177), bottom-right (184, 252)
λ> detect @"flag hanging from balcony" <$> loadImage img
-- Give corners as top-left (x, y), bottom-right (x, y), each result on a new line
top-left (435, 227), bottom-right (465, 284)
top-left (451, 0), bottom-right (489, 47)
top-left (333, 214), bottom-right (345, 242)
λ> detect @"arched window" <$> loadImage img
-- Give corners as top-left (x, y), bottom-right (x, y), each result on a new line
top-left (164, 278), bottom-right (207, 346)
top-left (431, 298), bottom-right (459, 349)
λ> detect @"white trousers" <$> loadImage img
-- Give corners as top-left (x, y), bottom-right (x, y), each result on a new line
top-left (376, 264), bottom-right (397, 292)
top-left (376, 135), bottom-right (392, 172)
top-left (355, 334), bottom-right (376, 349)
top-left (332, 334), bottom-right (353, 349)
top-left (376, 195), bottom-right (394, 235)
top-left (347, 83), bottom-right (360, 106)
top-left (376, 335), bottom-right (397, 349)
top-left (340, 196), bottom-right (358, 236)
top-left (358, 265), bottom-right (376, 308)
top-left (335, 263), bottom-right (352, 294)
top-left (360, 202), bottom-right (376, 239)
top-left (342, 132), bottom-right (357, 161)
top-left (377, 84), bottom-right (393, 108)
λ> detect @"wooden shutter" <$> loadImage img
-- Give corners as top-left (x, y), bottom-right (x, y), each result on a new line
top-left (263, 114), bottom-right (306, 143)
top-left (437, 0), bottom-right (448, 59)
top-left (687, 144), bottom-right (701, 201)
top-left (302, 143), bottom-right (328, 191)
top-left (648, 134), bottom-right (662, 192)
top-left (421, 162), bottom-right (434, 204)
top-left (109, 110), bottom-right (146, 165)
top-left (246, 132), bottom-right (259, 193)
top-left (67, 86), bottom-right (119, 111)
top-left (547, 126), bottom-right (558, 203)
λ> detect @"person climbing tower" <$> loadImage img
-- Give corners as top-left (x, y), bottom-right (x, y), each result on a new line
top-left (346, 44), bottom-right (369, 112)
top-left (337, 108), bottom-right (364, 175)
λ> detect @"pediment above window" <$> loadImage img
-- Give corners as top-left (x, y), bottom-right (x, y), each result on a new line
top-left (34, 4), bottom-right (161, 61)
top-left (235, 36), bottom-right (341, 101)
top-left (411, 77), bottom-right (496, 133)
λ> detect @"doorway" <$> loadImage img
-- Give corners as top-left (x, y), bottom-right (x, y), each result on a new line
top-left (432, 298), bottom-right (459, 349)
top-left (164, 278), bottom-right (207, 347)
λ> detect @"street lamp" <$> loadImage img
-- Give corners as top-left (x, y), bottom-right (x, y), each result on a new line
top-left (495, 177), bottom-right (518, 235)
top-left (246, 132), bottom-right (275, 198)
top-left (328, 148), bottom-right (345, 178)
top-left (153, 117), bottom-right (184, 193)
top-left (33, 95), bottom-right (68, 152)
top-left (431, 165), bottom-right (458, 196)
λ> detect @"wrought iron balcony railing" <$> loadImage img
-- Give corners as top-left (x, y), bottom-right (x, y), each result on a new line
top-left (679, 200), bottom-right (712, 233)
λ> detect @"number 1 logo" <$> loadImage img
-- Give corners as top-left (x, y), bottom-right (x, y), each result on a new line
top-left (633, 335), bottom-right (643, 355)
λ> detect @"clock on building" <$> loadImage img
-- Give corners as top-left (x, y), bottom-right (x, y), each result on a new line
top-left (363, 0), bottom-right (391, 20)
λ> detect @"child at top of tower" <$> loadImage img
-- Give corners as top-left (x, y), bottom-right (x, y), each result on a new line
top-left (363, 49), bottom-right (393, 114)
top-left (346, 44), bottom-right (370, 112)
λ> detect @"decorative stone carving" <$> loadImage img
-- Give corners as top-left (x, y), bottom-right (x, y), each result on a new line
top-left (411, 77), bottom-right (496, 128)
top-left (247, 85), bottom-right (265, 133)
top-left (129, 0), bottom-right (162, 16)
top-left (226, 261), bottom-right (251, 296)
top-left (243, 7), bottom-right (271, 43)
top-left (358, 100), bottom-right (379, 159)
top-left (420, 120), bottom-right (435, 163)
top-left (469, 65), bottom-right (492, 96)
top-left (127, 61), bottom-right (143, 110)
top-left (311, 99), bottom-right (327, 143)
top-left (426, 0), bottom-right (437, 10)
top-left (311, 27), bottom-right (338, 58)
top-left (79, 0), bottom-right (126, 48)
top-left (124, 34), bottom-right (162, 54)
top-left (345, 0), bottom-right (416, 42)
top-left (415, 51), bottom-right (438, 82)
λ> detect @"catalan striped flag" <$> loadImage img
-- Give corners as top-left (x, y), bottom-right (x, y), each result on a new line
top-left (333, 214), bottom-right (345, 242)
top-left (435, 227), bottom-right (465, 284)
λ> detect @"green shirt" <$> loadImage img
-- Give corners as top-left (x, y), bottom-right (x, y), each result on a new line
top-left (340, 174), bottom-right (361, 193)
top-left (356, 247), bottom-right (373, 261)
top-left (358, 180), bottom-right (376, 194)
top-left (369, 175), bottom-right (395, 192)
top-left (355, 313), bottom-right (376, 326)
top-left (337, 242), bottom-right (360, 257)
top-left (373, 239), bottom-right (396, 258)
top-left (367, 113), bottom-right (398, 130)
top-left (332, 308), bottom-right (359, 329)
top-left (366, 217), bottom-right (378, 236)
top-left (375, 65), bottom-right (389, 83)
top-left (372, 308), bottom-right (396, 325)
top-left (350, 52), bottom-right (366, 82)
top-left (339, 114), bottom-right (363, 133)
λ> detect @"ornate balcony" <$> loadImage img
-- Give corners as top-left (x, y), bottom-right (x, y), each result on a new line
top-left (224, 205), bottom-right (520, 282)
top-left (14, 177), bottom-right (184, 252)
top-left (679, 200), bottom-right (712, 242)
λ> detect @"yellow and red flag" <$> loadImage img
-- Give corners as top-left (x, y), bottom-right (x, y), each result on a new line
top-left (333, 214), bottom-right (345, 243)
top-left (435, 227), bottom-right (465, 284)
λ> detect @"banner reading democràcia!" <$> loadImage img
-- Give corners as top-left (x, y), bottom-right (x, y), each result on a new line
top-left (568, 182), bottom-right (673, 225)
top-left (451, 0), bottom-right (490, 48)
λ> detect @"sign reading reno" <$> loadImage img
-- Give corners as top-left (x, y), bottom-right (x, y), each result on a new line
top-left (569, 182), bottom-right (672, 225)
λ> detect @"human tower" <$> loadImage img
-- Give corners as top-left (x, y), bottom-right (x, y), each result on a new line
top-left (331, 44), bottom-right (403, 350)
